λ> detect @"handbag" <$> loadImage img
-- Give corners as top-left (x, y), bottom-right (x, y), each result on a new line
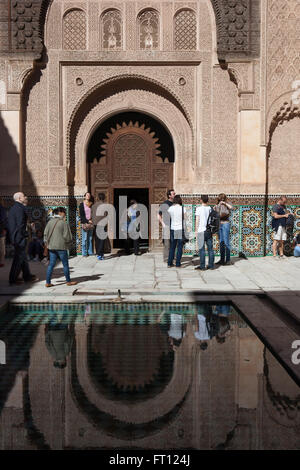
top-left (82, 222), bottom-right (93, 231)
top-left (219, 202), bottom-right (230, 220)
top-left (43, 219), bottom-right (59, 257)
top-left (182, 206), bottom-right (190, 245)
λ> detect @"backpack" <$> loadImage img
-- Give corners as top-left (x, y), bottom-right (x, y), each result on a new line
top-left (206, 208), bottom-right (220, 234)
top-left (286, 213), bottom-right (295, 227)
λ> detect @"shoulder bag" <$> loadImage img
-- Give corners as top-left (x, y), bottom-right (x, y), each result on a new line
top-left (182, 206), bottom-right (189, 245)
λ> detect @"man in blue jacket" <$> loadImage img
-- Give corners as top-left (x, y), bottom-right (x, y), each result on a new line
top-left (7, 192), bottom-right (38, 285)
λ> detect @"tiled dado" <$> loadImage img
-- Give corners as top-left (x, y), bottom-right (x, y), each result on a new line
top-left (1, 195), bottom-right (300, 257)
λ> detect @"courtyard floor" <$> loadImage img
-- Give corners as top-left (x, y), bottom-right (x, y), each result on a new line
top-left (1, 251), bottom-right (300, 301)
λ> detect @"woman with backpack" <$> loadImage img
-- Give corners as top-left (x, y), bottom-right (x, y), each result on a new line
top-left (214, 193), bottom-right (233, 266)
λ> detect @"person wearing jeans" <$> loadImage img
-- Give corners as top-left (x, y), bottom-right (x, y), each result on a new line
top-left (168, 228), bottom-right (183, 267)
top-left (195, 195), bottom-right (214, 270)
top-left (46, 250), bottom-right (71, 285)
top-left (79, 192), bottom-right (94, 257)
top-left (219, 220), bottom-right (231, 264)
top-left (44, 207), bottom-right (77, 287)
top-left (167, 195), bottom-right (185, 267)
top-left (198, 231), bottom-right (214, 270)
top-left (214, 193), bottom-right (233, 266)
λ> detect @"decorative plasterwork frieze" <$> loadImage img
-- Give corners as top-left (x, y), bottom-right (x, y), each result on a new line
top-left (0, 1), bottom-right (260, 61)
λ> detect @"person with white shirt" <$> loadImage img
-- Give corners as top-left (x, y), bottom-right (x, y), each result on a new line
top-left (195, 194), bottom-right (214, 270)
top-left (167, 195), bottom-right (186, 268)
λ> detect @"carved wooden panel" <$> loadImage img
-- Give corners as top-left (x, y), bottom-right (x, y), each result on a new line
top-left (113, 133), bottom-right (148, 182)
top-left (90, 120), bottom-right (173, 247)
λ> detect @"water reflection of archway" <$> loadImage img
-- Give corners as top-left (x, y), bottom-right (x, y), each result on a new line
top-left (87, 323), bottom-right (174, 403)
top-left (70, 323), bottom-right (194, 439)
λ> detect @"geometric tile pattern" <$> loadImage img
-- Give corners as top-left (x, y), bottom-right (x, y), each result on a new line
top-left (3, 198), bottom-right (300, 257)
top-left (63, 9), bottom-right (86, 50)
top-left (174, 10), bottom-right (197, 50)
top-left (183, 204), bottom-right (300, 257)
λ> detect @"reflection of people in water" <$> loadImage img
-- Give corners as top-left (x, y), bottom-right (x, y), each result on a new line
top-left (45, 314), bottom-right (74, 369)
top-left (215, 316), bottom-right (231, 344)
top-left (157, 310), bottom-right (186, 351)
top-left (215, 304), bottom-right (231, 317)
top-left (193, 305), bottom-right (213, 350)
top-left (193, 305), bottom-right (231, 347)
top-left (0, 313), bottom-right (38, 414)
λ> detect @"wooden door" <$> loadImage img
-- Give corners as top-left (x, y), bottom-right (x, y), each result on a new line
top-left (90, 120), bottom-right (173, 248)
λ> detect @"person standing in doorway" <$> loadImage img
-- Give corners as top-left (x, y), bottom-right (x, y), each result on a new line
top-left (195, 195), bottom-right (214, 270)
top-left (92, 193), bottom-right (108, 261)
top-left (7, 192), bottom-right (38, 285)
top-left (271, 196), bottom-right (289, 259)
top-left (167, 195), bottom-right (185, 268)
top-left (79, 192), bottom-right (94, 257)
top-left (0, 198), bottom-right (7, 267)
top-left (126, 199), bottom-right (141, 256)
top-left (44, 207), bottom-right (77, 287)
top-left (214, 193), bottom-right (233, 266)
top-left (158, 189), bottom-right (176, 262)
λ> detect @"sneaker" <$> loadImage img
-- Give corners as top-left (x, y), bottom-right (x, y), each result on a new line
top-left (167, 264), bottom-right (174, 268)
top-left (66, 281), bottom-right (77, 286)
top-left (97, 255), bottom-right (104, 260)
top-left (195, 266), bottom-right (206, 271)
top-left (45, 283), bottom-right (54, 288)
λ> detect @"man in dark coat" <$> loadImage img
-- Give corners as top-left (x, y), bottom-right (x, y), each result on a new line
top-left (7, 192), bottom-right (38, 285)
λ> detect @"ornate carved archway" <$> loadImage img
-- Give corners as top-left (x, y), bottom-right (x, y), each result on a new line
top-left (90, 120), bottom-right (173, 207)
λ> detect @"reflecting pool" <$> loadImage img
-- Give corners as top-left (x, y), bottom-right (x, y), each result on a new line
top-left (0, 303), bottom-right (299, 450)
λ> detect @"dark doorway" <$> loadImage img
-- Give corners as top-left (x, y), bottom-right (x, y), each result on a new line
top-left (113, 188), bottom-right (149, 250)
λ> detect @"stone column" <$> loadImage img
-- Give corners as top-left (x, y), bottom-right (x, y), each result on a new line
top-left (0, 59), bottom-right (33, 194)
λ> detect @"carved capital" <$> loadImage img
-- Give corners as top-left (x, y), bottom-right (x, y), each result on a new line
top-left (228, 61), bottom-right (255, 110)
top-left (7, 59), bottom-right (34, 93)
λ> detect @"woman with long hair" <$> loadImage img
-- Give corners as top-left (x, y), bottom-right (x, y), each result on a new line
top-left (79, 192), bottom-right (94, 257)
top-left (214, 193), bottom-right (233, 265)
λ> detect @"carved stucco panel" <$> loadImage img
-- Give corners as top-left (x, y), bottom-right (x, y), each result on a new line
top-left (72, 89), bottom-right (193, 187)
top-left (7, 60), bottom-right (34, 94)
top-left (88, 1), bottom-right (99, 50)
top-left (267, 0), bottom-right (300, 117)
top-left (25, 69), bottom-right (48, 186)
top-left (162, 2), bottom-right (173, 50)
top-left (125, 2), bottom-right (136, 50)
top-left (227, 60), bottom-right (260, 110)
top-left (62, 65), bottom-right (196, 127)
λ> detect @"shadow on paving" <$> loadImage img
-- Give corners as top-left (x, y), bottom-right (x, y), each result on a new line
top-left (190, 289), bottom-right (300, 387)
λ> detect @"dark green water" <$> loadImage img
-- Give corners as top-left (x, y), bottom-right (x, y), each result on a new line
top-left (0, 302), bottom-right (299, 450)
